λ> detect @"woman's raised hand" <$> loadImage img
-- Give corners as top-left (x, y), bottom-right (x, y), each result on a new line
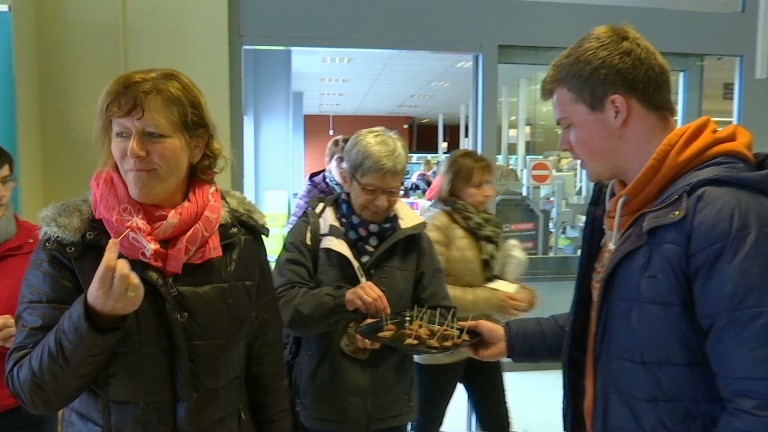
top-left (86, 239), bottom-right (145, 319)
top-left (355, 318), bottom-right (382, 351)
top-left (345, 281), bottom-right (391, 316)
top-left (497, 284), bottom-right (537, 317)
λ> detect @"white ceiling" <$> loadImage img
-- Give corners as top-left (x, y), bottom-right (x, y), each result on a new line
top-left (291, 48), bottom-right (475, 124)
top-left (288, 0), bottom-right (744, 126)
top-left (290, 46), bottom-right (737, 127)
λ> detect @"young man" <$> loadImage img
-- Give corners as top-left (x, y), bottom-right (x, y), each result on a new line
top-left (464, 25), bottom-right (768, 431)
top-left (0, 146), bottom-right (57, 431)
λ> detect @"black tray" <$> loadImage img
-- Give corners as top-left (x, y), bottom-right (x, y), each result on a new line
top-left (356, 309), bottom-right (479, 355)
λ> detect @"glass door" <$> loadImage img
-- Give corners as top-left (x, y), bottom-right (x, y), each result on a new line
top-left (496, 46), bottom-right (740, 256)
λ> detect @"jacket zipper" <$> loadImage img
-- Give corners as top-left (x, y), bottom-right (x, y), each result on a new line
top-left (167, 276), bottom-right (178, 296)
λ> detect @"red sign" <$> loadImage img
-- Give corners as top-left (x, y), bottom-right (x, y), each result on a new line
top-left (504, 222), bottom-right (536, 232)
top-left (529, 160), bottom-right (554, 185)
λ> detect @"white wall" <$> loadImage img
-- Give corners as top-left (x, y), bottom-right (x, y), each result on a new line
top-left (11, 0), bottom-right (231, 220)
top-left (232, 0), bottom-right (766, 185)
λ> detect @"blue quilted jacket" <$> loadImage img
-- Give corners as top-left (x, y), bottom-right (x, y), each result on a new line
top-left (507, 154), bottom-right (768, 431)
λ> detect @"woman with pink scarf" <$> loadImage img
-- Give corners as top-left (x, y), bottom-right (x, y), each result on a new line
top-left (6, 69), bottom-right (296, 431)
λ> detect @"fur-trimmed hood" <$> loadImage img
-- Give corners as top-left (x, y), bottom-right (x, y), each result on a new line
top-left (39, 189), bottom-right (266, 243)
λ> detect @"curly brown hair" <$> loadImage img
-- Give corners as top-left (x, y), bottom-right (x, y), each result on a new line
top-left (95, 68), bottom-right (226, 182)
top-left (541, 24), bottom-right (675, 118)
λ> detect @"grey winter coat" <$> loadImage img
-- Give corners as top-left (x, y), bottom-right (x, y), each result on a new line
top-left (6, 190), bottom-right (296, 432)
top-left (272, 194), bottom-right (452, 431)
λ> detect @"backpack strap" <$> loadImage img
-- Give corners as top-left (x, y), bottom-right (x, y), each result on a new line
top-left (306, 201), bottom-right (326, 273)
top-left (284, 200), bottom-right (327, 371)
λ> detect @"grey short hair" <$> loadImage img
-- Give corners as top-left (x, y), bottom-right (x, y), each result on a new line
top-left (344, 126), bottom-right (408, 178)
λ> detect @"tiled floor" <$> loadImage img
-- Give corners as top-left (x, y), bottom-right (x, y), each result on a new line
top-left (438, 369), bottom-right (564, 432)
top-left (436, 276), bottom-right (572, 432)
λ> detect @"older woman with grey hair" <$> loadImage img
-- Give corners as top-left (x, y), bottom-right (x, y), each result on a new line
top-left (273, 126), bottom-right (452, 432)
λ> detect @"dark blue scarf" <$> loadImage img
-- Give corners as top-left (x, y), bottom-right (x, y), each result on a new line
top-left (337, 193), bottom-right (398, 264)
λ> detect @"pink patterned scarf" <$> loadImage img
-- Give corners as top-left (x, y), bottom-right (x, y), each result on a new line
top-left (91, 169), bottom-right (223, 275)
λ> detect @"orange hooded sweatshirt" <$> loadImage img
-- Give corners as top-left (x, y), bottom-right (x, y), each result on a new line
top-left (583, 116), bottom-right (753, 431)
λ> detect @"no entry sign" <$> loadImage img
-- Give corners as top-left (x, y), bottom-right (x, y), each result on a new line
top-left (528, 159), bottom-right (554, 185)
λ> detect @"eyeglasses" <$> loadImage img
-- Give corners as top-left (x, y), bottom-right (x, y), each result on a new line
top-left (352, 174), bottom-right (403, 200)
top-left (0, 177), bottom-right (17, 189)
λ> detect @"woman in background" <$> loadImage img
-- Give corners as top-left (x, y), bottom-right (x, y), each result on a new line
top-left (287, 135), bottom-right (349, 230)
top-left (412, 149), bottom-right (537, 432)
top-left (0, 146), bottom-right (57, 432)
top-left (273, 127), bottom-right (451, 432)
top-left (404, 159), bottom-right (434, 198)
top-left (6, 68), bottom-right (295, 431)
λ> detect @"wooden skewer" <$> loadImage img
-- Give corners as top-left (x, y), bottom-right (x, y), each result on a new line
top-left (430, 308), bottom-right (454, 342)
top-left (405, 306), bottom-right (429, 339)
top-left (460, 314), bottom-right (473, 339)
top-left (116, 228), bottom-right (131, 241)
top-left (414, 306), bottom-right (429, 324)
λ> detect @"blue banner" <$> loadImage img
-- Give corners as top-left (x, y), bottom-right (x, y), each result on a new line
top-left (0, 10), bottom-right (19, 210)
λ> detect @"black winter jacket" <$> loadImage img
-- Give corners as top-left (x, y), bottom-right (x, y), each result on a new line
top-left (273, 195), bottom-right (452, 431)
top-left (6, 190), bottom-right (296, 432)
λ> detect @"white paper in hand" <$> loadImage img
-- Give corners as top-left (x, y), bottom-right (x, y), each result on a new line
top-left (484, 279), bottom-right (520, 293)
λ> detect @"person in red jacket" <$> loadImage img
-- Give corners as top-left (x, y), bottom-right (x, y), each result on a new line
top-left (0, 146), bottom-right (57, 431)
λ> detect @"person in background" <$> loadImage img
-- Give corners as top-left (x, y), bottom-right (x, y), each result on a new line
top-left (0, 147), bottom-right (57, 432)
top-left (494, 164), bottom-right (522, 195)
top-left (404, 159), bottom-right (434, 198)
top-left (411, 149), bottom-right (536, 432)
top-left (410, 159), bottom-right (434, 183)
top-left (427, 160), bottom-right (438, 181)
top-left (6, 68), bottom-right (296, 431)
top-left (424, 161), bottom-right (443, 201)
top-left (463, 24), bottom-right (768, 432)
top-left (287, 135), bottom-right (349, 231)
top-left (273, 126), bottom-right (452, 432)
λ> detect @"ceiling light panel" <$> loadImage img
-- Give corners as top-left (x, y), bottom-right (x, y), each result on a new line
top-left (321, 56), bottom-right (353, 64)
top-left (320, 77), bottom-right (349, 83)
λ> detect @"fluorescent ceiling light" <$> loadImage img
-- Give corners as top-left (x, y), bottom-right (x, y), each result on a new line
top-left (321, 77), bottom-right (349, 83)
top-left (321, 56), bottom-right (352, 64)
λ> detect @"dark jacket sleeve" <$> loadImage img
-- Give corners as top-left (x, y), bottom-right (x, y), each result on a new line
top-left (5, 245), bottom-right (128, 414)
top-left (245, 232), bottom-right (297, 431)
top-left (505, 313), bottom-right (569, 363)
top-left (272, 213), bottom-right (352, 335)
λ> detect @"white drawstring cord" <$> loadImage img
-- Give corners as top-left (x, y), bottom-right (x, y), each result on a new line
top-left (604, 180), bottom-right (627, 249)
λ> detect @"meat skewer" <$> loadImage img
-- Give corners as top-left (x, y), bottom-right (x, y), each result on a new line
top-left (425, 309), bottom-right (453, 348)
